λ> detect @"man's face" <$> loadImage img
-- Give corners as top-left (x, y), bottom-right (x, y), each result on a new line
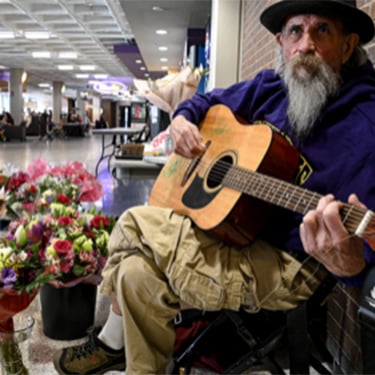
top-left (276, 14), bottom-right (359, 72)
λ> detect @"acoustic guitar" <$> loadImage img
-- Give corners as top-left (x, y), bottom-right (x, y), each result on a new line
top-left (148, 104), bottom-right (375, 249)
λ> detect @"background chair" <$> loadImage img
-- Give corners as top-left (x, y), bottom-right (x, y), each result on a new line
top-left (3, 122), bottom-right (26, 141)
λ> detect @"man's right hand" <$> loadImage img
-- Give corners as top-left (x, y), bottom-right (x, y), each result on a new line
top-left (170, 115), bottom-right (206, 158)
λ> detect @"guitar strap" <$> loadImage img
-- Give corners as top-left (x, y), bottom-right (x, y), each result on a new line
top-left (358, 267), bottom-right (375, 375)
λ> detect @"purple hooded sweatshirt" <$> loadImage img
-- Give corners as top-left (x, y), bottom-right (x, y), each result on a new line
top-left (173, 61), bottom-right (375, 286)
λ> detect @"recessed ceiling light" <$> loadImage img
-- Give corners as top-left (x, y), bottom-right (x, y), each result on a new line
top-left (58, 65), bottom-right (74, 70)
top-left (158, 46), bottom-right (168, 51)
top-left (161, 66), bottom-right (168, 71)
top-left (58, 52), bottom-right (78, 59)
top-left (140, 67), bottom-right (146, 71)
top-left (38, 83), bottom-right (50, 88)
top-left (160, 58), bottom-right (168, 62)
top-left (135, 59), bottom-right (142, 64)
top-left (76, 74), bottom-right (89, 79)
top-left (156, 29), bottom-right (167, 35)
top-left (94, 74), bottom-right (108, 79)
top-left (32, 51), bottom-right (51, 58)
top-left (80, 65), bottom-right (95, 71)
top-left (25, 31), bottom-right (50, 39)
top-left (152, 6), bottom-right (164, 11)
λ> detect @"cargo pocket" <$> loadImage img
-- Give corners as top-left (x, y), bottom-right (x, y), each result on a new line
top-left (168, 262), bottom-right (225, 311)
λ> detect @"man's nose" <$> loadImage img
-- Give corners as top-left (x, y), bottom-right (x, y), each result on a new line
top-left (298, 32), bottom-right (316, 53)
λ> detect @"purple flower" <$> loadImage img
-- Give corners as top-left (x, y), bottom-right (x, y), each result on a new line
top-left (31, 221), bottom-right (44, 239)
top-left (1, 267), bottom-right (17, 288)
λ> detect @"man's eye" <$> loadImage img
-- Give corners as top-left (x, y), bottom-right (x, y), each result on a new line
top-left (318, 24), bottom-right (329, 33)
top-left (289, 26), bottom-right (302, 35)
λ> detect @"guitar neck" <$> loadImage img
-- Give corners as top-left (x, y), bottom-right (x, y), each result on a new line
top-left (224, 165), bottom-right (368, 235)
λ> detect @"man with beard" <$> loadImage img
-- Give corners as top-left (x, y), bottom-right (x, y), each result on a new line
top-left (54, 1), bottom-right (375, 374)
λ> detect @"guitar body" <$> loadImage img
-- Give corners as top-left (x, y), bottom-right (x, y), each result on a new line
top-left (149, 105), bottom-right (300, 247)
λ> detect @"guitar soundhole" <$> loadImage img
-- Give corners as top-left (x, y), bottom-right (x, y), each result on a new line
top-left (207, 155), bottom-right (233, 189)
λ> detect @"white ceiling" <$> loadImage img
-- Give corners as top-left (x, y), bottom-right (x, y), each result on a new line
top-left (0, 0), bottom-right (212, 91)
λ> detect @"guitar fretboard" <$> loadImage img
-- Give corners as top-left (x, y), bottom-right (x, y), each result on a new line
top-left (221, 163), bottom-right (367, 235)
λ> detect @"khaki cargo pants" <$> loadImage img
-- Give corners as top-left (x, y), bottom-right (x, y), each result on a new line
top-left (100, 206), bottom-right (328, 374)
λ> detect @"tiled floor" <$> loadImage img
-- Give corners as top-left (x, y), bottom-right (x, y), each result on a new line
top-left (1, 135), bottom-right (325, 374)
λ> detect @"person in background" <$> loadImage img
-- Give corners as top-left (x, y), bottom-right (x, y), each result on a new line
top-left (54, 1), bottom-right (375, 374)
top-left (0, 111), bottom-right (15, 141)
top-left (95, 114), bottom-right (108, 129)
top-left (1, 111), bottom-right (14, 126)
top-left (24, 108), bottom-right (33, 128)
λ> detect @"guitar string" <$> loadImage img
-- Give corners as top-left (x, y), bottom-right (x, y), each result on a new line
top-left (188, 156), bottom-right (370, 230)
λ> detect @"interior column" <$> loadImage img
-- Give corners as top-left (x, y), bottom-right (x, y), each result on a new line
top-left (207, 0), bottom-right (242, 89)
top-left (53, 81), bottom-right (63, 125)
top-left (9, 68), bottom-right (24, 125)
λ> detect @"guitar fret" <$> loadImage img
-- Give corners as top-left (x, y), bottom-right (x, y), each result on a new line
top-left (266, 180), bottom-right (280, 204)
top-left (293, 189), bottom-right (306, 212)
top-left (342, 204), bottom-right (353, 226)
top-left (303, 192), bottom-right (319, 214)
top-left (279, 187), bottom-right (294, 209)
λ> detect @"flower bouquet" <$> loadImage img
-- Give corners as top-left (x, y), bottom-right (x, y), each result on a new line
top-left (6, 203), bottom-right (116, 340)
top-left (4, 158), bottom-right (103, 217)
top-left (0, 208), bottom-right (54, 374)
top-left (134, 66), bottom-right (204, 156)
top-left (6, 203), bottom-right (116, 288)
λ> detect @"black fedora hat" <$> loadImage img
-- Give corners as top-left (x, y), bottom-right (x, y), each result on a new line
top-left (260, 0), bottom-right (375, 44)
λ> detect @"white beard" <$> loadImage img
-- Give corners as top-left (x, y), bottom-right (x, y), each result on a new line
top-left (276, 50), bottom-right (341, 140)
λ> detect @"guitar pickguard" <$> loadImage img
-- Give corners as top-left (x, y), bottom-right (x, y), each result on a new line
top-left (182, 174), bottom-right (220, 209)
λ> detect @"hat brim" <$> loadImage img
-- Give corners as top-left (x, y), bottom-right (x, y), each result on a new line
top-left (260, 0), bottom-right (374, 44)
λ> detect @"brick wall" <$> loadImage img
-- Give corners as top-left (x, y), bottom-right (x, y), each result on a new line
top-left (240, 0), bottom-right (375, 80)
top-left (239, 1), bottom-right (375, 373)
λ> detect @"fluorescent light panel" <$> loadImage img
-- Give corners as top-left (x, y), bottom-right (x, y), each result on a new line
top-left (58, 65), bottom-right (74, 70)
top-left (25, 31), bottom-right (50, 39)
top-left (93, 74), bottom-right (108, 79)
top-left (58, 52), bottom-right (77, 59)
top-left (32, 51), bottom-right (51, 58)
top-left (75, 74), bottom-right (89, 79)
top-left (0, 31), bottom-right (15, 39)
top-left (80, 65), bottom-right (95, 71)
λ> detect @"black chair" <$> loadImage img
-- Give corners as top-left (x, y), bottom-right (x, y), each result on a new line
top-left (358, 267), bottom-right (375, 375)
top-left (173, 275), bottom-right (337, 375)
top-left (3, 123), bottom-right (26, 141)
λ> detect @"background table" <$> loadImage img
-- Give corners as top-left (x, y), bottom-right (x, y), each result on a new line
top-left (92, 127), bottom-right (145, 176)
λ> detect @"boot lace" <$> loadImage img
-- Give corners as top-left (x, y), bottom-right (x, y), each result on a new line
top-left (70, 328), bottom-right (100, 360)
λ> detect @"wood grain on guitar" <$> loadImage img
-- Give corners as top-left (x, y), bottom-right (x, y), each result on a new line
top-left (149, 104), bottom-right (375, 249)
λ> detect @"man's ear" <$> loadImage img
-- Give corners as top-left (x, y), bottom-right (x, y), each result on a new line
top-left (342, 33), bottom-right (360, 64)
top-left (276, 32), bottom-right (283, 47)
